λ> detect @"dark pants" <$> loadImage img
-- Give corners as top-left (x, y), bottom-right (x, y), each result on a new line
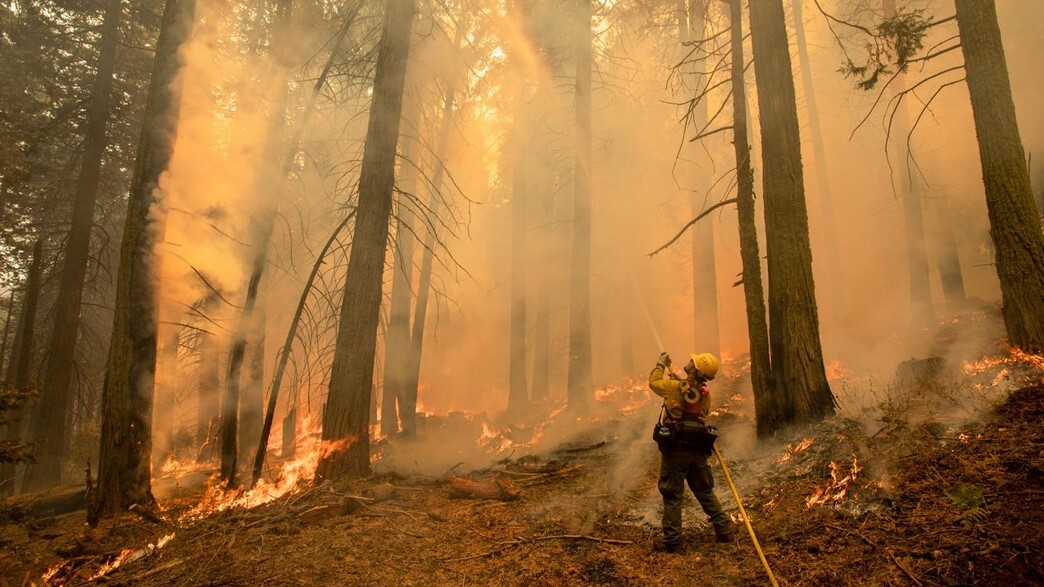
top-left (658, 448), bottom-right (729, 545)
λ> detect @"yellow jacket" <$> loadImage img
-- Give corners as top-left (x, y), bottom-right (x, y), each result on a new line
top-left (649, 364), bottom-right (710, 420)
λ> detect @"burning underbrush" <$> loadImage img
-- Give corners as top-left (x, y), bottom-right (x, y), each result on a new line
top-left (4, 351), bottom-right (1040, 586)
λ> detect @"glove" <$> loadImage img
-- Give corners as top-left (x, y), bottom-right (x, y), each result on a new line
top-left (657, 352), bottom-right (671, 367)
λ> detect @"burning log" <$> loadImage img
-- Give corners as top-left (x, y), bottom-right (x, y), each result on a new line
top-left (448, 476), bottom-right (520, 501)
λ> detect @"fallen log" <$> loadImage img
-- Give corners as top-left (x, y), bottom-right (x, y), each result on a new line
top-left (1, 485), bottom-right (85, 521)
top-left (448, 477), bottom-right (520, 501)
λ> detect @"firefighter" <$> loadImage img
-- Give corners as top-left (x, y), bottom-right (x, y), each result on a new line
top-left (649, 351), bottom-right (734, 552)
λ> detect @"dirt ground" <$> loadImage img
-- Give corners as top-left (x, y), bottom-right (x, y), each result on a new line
top-left (1, 358), bottom-right (1041, 586)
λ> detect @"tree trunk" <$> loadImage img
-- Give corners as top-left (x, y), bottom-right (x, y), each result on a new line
top-left (89, 0), bottom-right (195, 524)
top-left (251, 211), bottom-right (355, 486)
top-left (23, 0), bottom-right (121, 491)
top-left (195, 294), bottom-right (220, 461)
top-left (508, 77), bottom-right (530, 417)
top-left (748, 0), bottom-right (833, 425)
top-left (249, 6), bottom-right (362, 486)
top-left (728, 0), bottom-right (777, 437)
top-left (931, 196), bottom-right (966, 308)
top-left (381, 93), bottom-right (419, 437)
top-left (238, 301), bottom-right (265, 467)
top-left (317, 0), bottom-right (416, 480)
top-left (954, 0), bottom-right (1044, 350)
top-left (791, 0), bottom-right (844, 318)
top-left (881, 0), bottom-right (935, 328)
top-left (403, 45), bottom-right (462, 431)
top-left (567, 0), bottom-right (593, 408)
top-left (681, 0), bottom-right (721, 359)
top-left (0, 290), bottom-right (15, 377)
top-left (217, 0), bottom-right (294, 487)
top-left (0, 239), bottom-right (44, 495)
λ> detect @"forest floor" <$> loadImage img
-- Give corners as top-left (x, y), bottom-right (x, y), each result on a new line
top-left (1, 338), bottom-right (1042, 585)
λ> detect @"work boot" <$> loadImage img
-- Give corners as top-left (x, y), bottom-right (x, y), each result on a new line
top-left (653, 538), bottom-right (683, 553)
top-left (714, 525), bottom-right (736, 543)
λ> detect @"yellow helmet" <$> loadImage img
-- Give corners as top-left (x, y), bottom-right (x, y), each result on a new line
top-left (689, 353), bottom-right (720, 380)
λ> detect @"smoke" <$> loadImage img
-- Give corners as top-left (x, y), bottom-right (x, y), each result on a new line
top-left (140, 0), bottom-right (1044, 478)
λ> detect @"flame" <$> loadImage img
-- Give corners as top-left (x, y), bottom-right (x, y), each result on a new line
top-left (80, 532), bottom-right (176, 582)
top-left (825, 360), bottom-right (849, 382)
top-left (182, 414), bottom-right (352, 520)
top-left (778, 438), bottom-right (814, 463)
top-left (806, 453), bottom-right (863, 508)
top-left (962, 346), bottom-right (1044, 377)
top-left (89, 549), bottom-right (135, 580)
top-left (159, 455), bottom-right (207, 477)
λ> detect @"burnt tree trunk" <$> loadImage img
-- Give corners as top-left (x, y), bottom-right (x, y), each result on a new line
top-left (748, 0), bottom-right (833, 424)
top-left (24, 0), bottom-right (122, 491)
top-left (729, 0), bottom-right (777, 437)
top-left (954, 0), bottom-right (1044, 350)
top-left (0, 239), bottom-right (44, 495)
top-left (89, 0), bottom-right (195, 524)
top-left (317, 0), bottom-right (416, 480)
top-left (567, 0), bottom-right (593, 409)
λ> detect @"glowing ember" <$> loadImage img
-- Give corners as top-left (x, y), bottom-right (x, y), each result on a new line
top-left (41, 563), bottom-right (62, 583)
top-left (183, 415), bottom-right (352, 520)
top-left (806, 453), bottom-right (863, 508)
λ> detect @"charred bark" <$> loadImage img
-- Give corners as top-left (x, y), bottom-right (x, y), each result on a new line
top-left (954, 0), bottom-right (1044, 350)
top-left (318, 0), bottom-right (416, 480)
top-left (729, 0), bottom-right (777, 437)
top-left (23, 0), bottom-right (122, 491)
top-left (748, 0), bottom-right (833, 424)
top-left (89, 0), bottom-right (195, 524)
top-left (567, 0), bottom-right (594, 409)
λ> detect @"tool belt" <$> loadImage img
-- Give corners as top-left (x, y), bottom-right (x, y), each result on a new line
top-left (652, 404), bottom-right (717, 455)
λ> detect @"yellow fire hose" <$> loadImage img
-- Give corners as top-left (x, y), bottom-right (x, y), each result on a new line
top-left (713, 444), bottom-right (779, 587)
